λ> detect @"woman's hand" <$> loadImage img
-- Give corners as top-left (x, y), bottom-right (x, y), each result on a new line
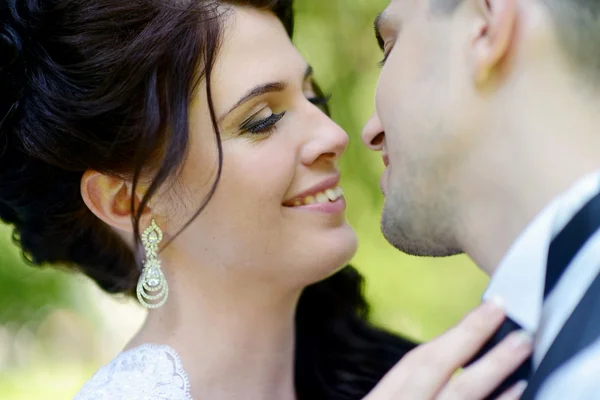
top-left (364, 301), bottom-right (532, 400)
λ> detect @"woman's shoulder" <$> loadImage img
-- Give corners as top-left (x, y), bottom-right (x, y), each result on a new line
top-left (74, 344), bottom-right (192, 400)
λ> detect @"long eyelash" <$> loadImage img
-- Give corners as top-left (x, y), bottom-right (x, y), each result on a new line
top-left (241, 111), bottom-right (286, 134)
top-left (308, 93), bottom-right (332, 106)
top-left (378, 52), bottom-right (390, 67)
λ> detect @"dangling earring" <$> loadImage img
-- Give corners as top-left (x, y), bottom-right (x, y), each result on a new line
top-left (136, 219), bottom-right (169, 309)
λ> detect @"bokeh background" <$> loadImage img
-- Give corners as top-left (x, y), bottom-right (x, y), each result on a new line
top-left (0, 0), bottom-right (489, 398)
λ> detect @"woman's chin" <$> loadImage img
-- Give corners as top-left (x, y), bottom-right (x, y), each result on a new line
top-left (292, 225), bottom-right (358, 286)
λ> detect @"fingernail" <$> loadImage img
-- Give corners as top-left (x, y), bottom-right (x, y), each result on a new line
top-left (482, 297), bottom-right (504, 316)
top-left (507, 330), bottom-right (533, 350)
top-left (489, 296), bottom-right (504, 308)
top-left (510, 380), bottom-right (528, 396)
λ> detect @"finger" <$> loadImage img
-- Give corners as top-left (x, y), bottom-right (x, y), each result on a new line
top-left (425, 300), bottom-right (507, 368)
top-left (495, 381), bottom-right (528, 400)
top-left (368, 301), bottom-right (506, 399)
top-left (438, 331), bottom-right (533, 400)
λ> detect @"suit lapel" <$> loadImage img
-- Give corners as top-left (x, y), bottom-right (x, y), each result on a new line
top-left (520, 271), bottom-right (600, 400)
top-left (518, 189), bottom-right (600, 399)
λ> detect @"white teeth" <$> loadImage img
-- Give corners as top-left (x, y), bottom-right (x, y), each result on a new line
top-left (289, 186), bottom-right (344, 207)
top-left (325, 189), bottom-right (337, 201)
top-left (316, 193), bottom-right (329, 204)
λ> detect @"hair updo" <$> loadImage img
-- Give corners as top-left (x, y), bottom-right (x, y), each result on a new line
top-left (0, 0), bottom-right (292, 294)
top-left (0, 1), bottom-right (414, 398)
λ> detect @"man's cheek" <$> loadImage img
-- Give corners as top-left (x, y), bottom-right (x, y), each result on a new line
top-left (378, 93), bottom-right (398, 132)
top-left (376, 80), bottom-right (395, 124)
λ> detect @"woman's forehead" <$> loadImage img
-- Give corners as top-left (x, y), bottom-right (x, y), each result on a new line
top-left (210, 7), bottom-right (306, 113)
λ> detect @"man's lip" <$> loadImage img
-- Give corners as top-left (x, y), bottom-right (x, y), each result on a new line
top-left (380, 168), bottom-right (388, 196)
top-left (283, 174), bottom-right (341, 205)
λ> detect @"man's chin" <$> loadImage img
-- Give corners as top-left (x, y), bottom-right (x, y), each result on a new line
top-left (380, 204), bottom-right (411, 252)
top-left (380, 205), bottom-right (463, 257)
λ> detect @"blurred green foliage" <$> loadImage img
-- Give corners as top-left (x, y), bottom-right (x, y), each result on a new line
top-left (0, 225), bottom-right (76, 327)
top-left (0, 0), bottom-right (489, 398)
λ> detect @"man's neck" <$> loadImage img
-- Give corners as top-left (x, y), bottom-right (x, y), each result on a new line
top-left (456, 96), bottom-right (600, 275)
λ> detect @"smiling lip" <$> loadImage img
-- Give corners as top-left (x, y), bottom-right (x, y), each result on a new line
top-left (294, 196), bottom-right (346, 214)
top-left (283, 174), bottom-right (341, 206)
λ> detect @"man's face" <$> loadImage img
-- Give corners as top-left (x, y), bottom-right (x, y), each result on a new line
top-left (363, 0), bottom-right (477, 256)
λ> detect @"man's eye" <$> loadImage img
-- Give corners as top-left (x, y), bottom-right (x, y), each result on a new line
top-left (378, 44), bottom-right (393, 67)
top-left (378, 53), bottom-right (390, 67)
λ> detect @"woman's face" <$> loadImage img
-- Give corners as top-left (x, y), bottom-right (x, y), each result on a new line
top-left (156, 6), bottom-right (357, 287)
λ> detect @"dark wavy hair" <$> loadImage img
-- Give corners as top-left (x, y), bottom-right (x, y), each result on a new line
top-left (0, 0), bottom-right (414, 398)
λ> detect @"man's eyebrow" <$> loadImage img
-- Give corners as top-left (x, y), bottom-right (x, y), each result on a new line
top-left (220, 65), bottom-right (313, 121)
top-left (374, 12), bottom-right (386, 51)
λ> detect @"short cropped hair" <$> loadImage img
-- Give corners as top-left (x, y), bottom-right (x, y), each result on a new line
top-left (431, 0), bottom-right (600, 80)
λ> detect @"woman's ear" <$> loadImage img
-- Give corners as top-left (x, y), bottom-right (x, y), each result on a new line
top-left (80, 170), bottom-right (152, 233)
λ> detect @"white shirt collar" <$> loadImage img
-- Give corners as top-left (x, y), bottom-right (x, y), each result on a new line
top-left (483, 170), bottom-right (600, 333)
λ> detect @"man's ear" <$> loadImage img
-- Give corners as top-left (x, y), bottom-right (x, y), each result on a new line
top-left (80, 170), bottom-right (152, 233)
top-left (469, 0), bottom-right (517, 85)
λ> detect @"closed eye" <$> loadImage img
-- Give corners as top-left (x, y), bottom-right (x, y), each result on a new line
top-left (378, 44), bottom-right (393, 67)
top-left (240, 111), bottom-right (286, 135)
top-left (378, 53), bottom-right (390, 67)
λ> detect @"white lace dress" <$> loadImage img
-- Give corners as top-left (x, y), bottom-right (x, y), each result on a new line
top-left (74, 344), bottom-right (193, 400)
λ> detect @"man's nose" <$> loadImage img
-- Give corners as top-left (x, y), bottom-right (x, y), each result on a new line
top-left (361, 112), bottom-right (385, 151)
